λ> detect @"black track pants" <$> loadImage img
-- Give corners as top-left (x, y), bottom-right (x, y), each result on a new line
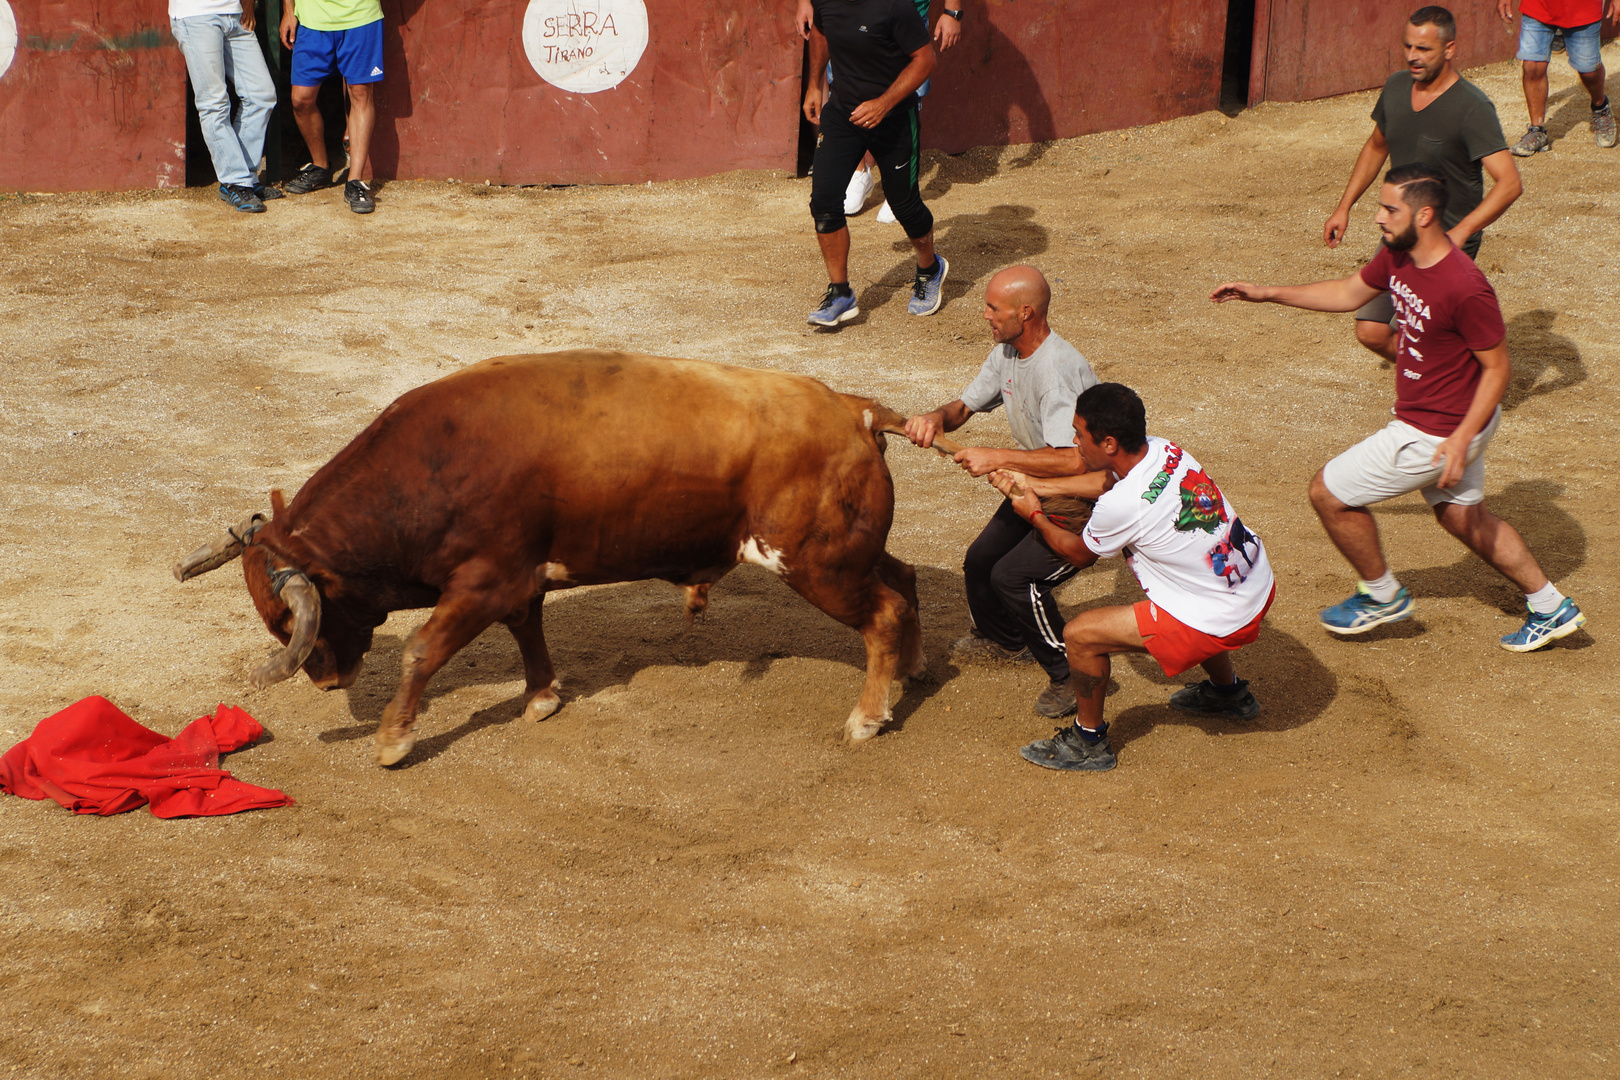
top-left (963, 499), bottom-right (1081, 682)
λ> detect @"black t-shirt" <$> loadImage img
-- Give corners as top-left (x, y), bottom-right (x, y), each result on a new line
top-left (814, 0), bottom-right (931, 113)
top-left (1371, 72), bottom-right (1508, 234)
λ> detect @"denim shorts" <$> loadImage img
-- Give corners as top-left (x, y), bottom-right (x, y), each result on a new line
top-left (291, 19), bottom-right (384, 86)
top-left (1518, 14), bottom-right (1603, 73)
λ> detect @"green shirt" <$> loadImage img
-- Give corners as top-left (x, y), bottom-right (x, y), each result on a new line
top-left (1371, 72), bottom-right (1507, 235)
top-left (295, 0), bottom-right (382, 32)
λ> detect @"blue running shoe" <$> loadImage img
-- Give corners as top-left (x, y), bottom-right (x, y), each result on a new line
top-left (218, 183), bottom-right (265, 214)
top-left (1320, 585), bottom-right (1413, 635)
top-left (808, 285), bottom-right (858, 327)
top-left (908, 253), bottom-right (948, 316)
top-left (1500, 598), bottom-right (1586, 652)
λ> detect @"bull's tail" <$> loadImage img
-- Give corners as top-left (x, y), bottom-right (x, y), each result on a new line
top-left (835, 394), bottom-right (908, 453)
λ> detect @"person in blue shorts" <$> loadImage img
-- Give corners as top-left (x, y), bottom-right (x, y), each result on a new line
top-left (279, 0), bottom-right (384, 213)
top-left (1496, 0), bottom-right (1617, 153)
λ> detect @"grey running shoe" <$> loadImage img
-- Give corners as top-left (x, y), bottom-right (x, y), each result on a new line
top-left (253, 181), bottom-right (285, 201)
top-left (285, 162), bottom-right (333, 194)
top-left (948, 633), bottom-right (1034, 665)
top-left (1020, 722), bottom-right (1116, 772)
top-left (1169, 678), bottom-right (1260, 720)
top-left (1593, 100), bottom-right (1616, 149)
top-left (907, 253), bottom-right (948, 316)
top-left (346, 179), bottom-right (375, 214)
top-left (1033, 678), bottom-right (1077, 719)
top-left (1511, 125), bottom-right (1550, 157)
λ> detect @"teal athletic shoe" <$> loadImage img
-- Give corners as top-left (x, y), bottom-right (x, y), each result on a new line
top-left (1320, 585), bottom-right (1413, 635)
top-left (1500, 598), bottom-right (1586, 652)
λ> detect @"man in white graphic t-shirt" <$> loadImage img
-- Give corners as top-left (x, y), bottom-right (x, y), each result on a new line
top-left (991, 383), bottom-right (1276, 772)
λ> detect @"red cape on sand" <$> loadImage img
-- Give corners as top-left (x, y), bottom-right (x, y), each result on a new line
top-left (0, 696), bottom-right (293, 818)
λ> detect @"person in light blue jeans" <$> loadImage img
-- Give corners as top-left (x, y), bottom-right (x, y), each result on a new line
top-left (170, 0), bottom-right (280, 213)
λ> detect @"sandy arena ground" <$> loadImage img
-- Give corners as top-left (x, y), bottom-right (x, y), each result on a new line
top-left (1, 50), bottom-right (1617, 1080)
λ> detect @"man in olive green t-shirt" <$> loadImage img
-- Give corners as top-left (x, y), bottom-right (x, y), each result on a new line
top-left (1321, 5), bottom-right (1522, 361)
top-left (279, 0), bottom-right (385, 214)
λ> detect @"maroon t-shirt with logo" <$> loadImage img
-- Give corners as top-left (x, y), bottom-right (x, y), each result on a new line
top-left (1359, 245), bottom-right (1507, 437)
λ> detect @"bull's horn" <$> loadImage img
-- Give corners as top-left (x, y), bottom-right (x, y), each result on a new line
top-left (172, 512), bottom-right (268, 582)
top-left (249, 572), bottom-right (322, 688)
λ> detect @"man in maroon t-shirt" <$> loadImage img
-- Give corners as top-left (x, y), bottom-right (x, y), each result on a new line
top-left (1210, 164), bottom-right (1586, 652)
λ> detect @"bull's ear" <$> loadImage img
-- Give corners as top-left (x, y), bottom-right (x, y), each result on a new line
top-left (270, 489), bottom-right (287, 519)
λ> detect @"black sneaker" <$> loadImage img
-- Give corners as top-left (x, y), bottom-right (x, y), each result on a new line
top-left (1020, 722), bottom-right (1116, 772)
top-left (254, 181), bottom-right (285, 201)
top-left (1169, 678), bottom-right (1260, 720)
top-left (1033, 678), bottom-right (1077, 719)
top-left (284, 163), bottom-right (333, 194)
top-left (345, 179), bottom-right (375, 214)
top-left (217, 183), bottom-right (265, 213)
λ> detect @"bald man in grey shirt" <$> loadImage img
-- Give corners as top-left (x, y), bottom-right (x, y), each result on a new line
top-left (906, 265), bottom-right (1100, 719)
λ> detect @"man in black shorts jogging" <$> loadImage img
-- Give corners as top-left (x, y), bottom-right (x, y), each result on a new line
top-left (804, 0), bottom-right (948, 326)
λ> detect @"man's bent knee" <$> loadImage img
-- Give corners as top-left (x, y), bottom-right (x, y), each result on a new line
top-left (1354, 319), bottom-right (1394, 350)
top-left (813, 212), bottom-right (848, 235)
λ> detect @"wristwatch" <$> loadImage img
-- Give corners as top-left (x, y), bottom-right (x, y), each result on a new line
top-left (943, 8), bottom-right (963, 19)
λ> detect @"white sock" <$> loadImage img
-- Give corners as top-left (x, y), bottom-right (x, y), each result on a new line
top-left (1361, 571), bottom-right (1401, 604)
top-left (1525, 582), bottom-right (1565, 616)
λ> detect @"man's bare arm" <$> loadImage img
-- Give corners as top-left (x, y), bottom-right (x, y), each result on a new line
top-left (991, 474), bottom-right (1099, 568)
top-left (995, 468), bottom-right (1115, 500)
top-left (904, 400), bottom-right (972, 448)
top-left (1210, 275), bottom-right (1383, 314)
top-left (954, 444), bottom-right (1082, 478)
top-left (1324, 127), bottom-right (1390, 247)
top-left (1433, 340), bottom-right (1509, 489)
top-left (1447, 150), bottom-right (1521, 248)
top-left (849, 44), bottom-right (935, 128)
top-left (803, 29), bottom-right (830, 124)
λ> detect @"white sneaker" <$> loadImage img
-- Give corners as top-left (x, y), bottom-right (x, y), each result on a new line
top-left (843, 166), bottom-right (873, 215)
top-left (875, 200), bottom-right (896, 224)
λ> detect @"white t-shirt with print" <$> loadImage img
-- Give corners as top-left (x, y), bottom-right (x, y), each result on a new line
top-left (959, 331), bottom-right (1097, 451)
top-left (1082, 436), bottom-right (1274, 636)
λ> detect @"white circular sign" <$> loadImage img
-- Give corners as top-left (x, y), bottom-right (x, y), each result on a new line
top-left (522, 0), bottom-right (648, 94)
top-left (0, 2), bottom-right (18, 82)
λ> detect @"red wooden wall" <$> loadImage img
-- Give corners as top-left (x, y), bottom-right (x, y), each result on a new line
top-left (1251, 0), bottom-right (1522, 104)
top-left (7, 1), bottom-right (1598, 191)
top-left (921, 0), bottom-right (1228, 154)
top-left (0, 0), bottom-right (187, 191)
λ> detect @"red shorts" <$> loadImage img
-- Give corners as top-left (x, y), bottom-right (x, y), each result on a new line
top-left (1134, 585), bottom-right (1276, 678)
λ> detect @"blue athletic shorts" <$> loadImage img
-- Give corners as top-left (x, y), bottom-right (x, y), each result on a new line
top-left (1517, 14), bottom-right (1602, 74)
top-left (291, 19), bottom-right (384, 86)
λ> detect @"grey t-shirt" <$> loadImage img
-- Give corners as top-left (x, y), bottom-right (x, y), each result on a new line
top-left (959, 331), bottom-right (1098, 451)
top-left (1371, 72), bottom-right (1508, 236)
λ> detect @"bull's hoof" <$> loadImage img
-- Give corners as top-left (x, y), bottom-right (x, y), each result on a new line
top-left (524, 693), bottom-right (561, 722)
top-left (846, 717), bottom-right (886, 742)
top-left (375, 731), bottom-right (416, 767)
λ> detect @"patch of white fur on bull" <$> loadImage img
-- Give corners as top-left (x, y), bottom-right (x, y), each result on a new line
top-left (737, 537), bottom-right (788, 576)
top-left (862, 408), bottom-right (873, 430)
top-left (543, 562), bottom-right (570, 582)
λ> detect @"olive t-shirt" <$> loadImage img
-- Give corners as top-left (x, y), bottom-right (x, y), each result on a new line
top-left (813, 0), bottom-right (931, 113)
top-left (1371, 72), bottom-right (1507, 239)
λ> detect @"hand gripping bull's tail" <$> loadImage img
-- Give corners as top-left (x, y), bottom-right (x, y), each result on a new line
top-left (834, 394), bottom-right (909, 453)
top-left (874, 424), bottom-right (1094, 537)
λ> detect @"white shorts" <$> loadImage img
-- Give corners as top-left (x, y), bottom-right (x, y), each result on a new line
top-left (1322, 408), bottom-right (1501, 508)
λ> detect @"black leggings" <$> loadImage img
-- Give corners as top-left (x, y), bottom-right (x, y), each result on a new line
top-left (809, 100), bottom-right (933, 240)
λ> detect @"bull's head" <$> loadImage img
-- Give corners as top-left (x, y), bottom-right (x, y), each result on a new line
top-left (173, 492), bottom-right (366, 690)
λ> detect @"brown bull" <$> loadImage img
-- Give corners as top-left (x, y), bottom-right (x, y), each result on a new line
top-left (174, 351), bottom-right (924, 766)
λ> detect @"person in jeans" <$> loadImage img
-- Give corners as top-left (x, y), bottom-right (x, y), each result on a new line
top-left (170, 0), bottom-right (280, 214)
top-left (1497, 0), bottom-right (1618, 154)
top-left (279, 0), bottom-right (383, 214)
